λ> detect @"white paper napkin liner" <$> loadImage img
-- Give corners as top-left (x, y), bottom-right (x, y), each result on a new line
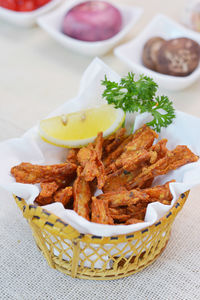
top-left (1, 58), bottom-right (200, 237)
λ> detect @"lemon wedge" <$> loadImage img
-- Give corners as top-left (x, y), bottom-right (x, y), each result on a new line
top-left (39, 105), bottom-right (125, 148)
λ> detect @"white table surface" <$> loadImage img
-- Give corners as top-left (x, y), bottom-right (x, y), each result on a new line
top-left (0, 0), bottom-right (200, 299)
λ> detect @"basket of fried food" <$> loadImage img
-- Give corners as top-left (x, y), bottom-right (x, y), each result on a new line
top-left (11, 124), bottom-right (198, 280)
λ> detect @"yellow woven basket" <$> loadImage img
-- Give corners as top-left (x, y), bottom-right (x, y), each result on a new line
top-left (14, 191), bottom-right (189, 280)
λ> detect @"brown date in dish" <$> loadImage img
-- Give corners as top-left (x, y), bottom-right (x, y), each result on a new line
top-left (156, 37), bottom-right (200, 76)
top-left (142, 37), bottom-right (166, 71)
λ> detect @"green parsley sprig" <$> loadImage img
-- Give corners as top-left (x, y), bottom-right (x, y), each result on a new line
top-left (101, 73), bottom-right (175, 132)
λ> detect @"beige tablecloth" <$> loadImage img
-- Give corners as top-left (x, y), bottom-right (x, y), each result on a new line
top-left (0, 0), bottom-right (200, 299)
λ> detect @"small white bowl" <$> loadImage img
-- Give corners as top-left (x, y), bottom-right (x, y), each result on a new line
top-left (114, 14), bottom-right (200, 91)
top-left (0, 0), bottom-right (63, 27)
top-left (37, 0), bottom-right (143, 56)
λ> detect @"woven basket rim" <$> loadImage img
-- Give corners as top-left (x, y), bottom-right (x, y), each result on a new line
top-left (13, 190), bottom-right (189, 242)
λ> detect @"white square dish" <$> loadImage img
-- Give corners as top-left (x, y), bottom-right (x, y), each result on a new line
top-left (114, 14), bottom-right (200, 91)
top-left (0, 0), bottom-right (63, 27)
top-left (37, 0), bottom-right (143, 56)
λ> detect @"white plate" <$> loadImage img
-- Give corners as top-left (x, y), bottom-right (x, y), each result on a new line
top-left (114, 14), bottom-right (200, 91)
top-left (0, 0), bottom-right (63, 27)
top-left (37, 0), bottom-right (143, 56)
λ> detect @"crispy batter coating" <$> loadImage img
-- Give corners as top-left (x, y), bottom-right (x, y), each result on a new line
top-left (125, 125), bottom-right (158, 151)
top-left (104, 128), bottom-right (127, 154)
top-left (66, 149), bottom-right (79, 165)
top-left (54, 186), bottom-right (73, 207)
top-left (40, 182), bottom-right (59, 197)
top-left (104, 145), bottom-right (198, 192)
top-left (91, 197), bottom-right (114, 225)
top-left (127, 145), bottom-right (198, 190)
top-left (35, 182), bottom-right (73, 207)
top-left (34, 182), bottom-right (59, 206)
top-left (144, 180), bottom-right (174, 204)
top-left (98, 189), bottom-right (149, 207)
top-left (140, 178), bottom-right (154, 189)
top-left (104, 125), bottom-right (158, 174)
top-left (77, 145), bottom-right (93, 166)
top-left (81, 154), bottom-right (105, 188)
top-left (109, 207), bottom-right (128, 216)
top-left (77, 134), bottom-right (106, 189)
top-left (115, 149), bottom-right (151, 172)
top-left (125, 218), bottom-right (144, 225)
top-left (103, 134), bottom-right (133, 167)
top-left (94, 132), bottom-right (104, 160)
top-left (112, 214), bottom-right (131, 222)
top-left (127, 204), bottom-right (147, 220)
top-left (73, 167), bottom-right (91, 220)
top-left (103, 168), bottom-right (140, 193)
top-left (35, 195), bottom-right (54, 206)
top-left (11, 162), bottom-right (77, 184)
top-left (10, 125), bottom-right (199, 225)
top-left (150, 139), bottom-right (168, 163)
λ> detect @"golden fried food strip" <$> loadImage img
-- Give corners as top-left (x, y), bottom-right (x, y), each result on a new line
top-left (103, 134), bottom-right (133, 167)
top-left (95, 159), bottom-right (106, 189)
top-left (11, 162), bottom-right (77, 184)
top-left (108, 202), bottom-right (147, 223)
top-left (148, 139), bottom-right (168, 165)
top-left (35, 182), bottom-right (72, 206)
top-left (54, 186), bottom-right (73, 207)
top-left (103, 128), bottom-right (126, 149)
top-left (109, 207), bottom-right (128, 216)
top-left (106, 139), bottom-right (168, 175)
top-left (103, 168), bottom-right (140, 192)
top-left (94, 132), bottom-right (104, 160)
top-left (91, 197), bottom-right (114, 225)
top-left (125, 218), bottom-right (144, 225)
top-left (144, 180), bottom-right (175, 204)
top-left (125, 125), bottom-right (158, 151)
top-left (127, 205), bottom-right (147, 220)
top-left (111, 214), bottom-right (131, 222)
top-left (109, 207), bottom-right (130, 222)
top-left (139, 139), bottom-right (168, 185)
top-left (66, 149), bottom-right (79, 165)
top-left (109, 181), bottom-right (174, 222)
top-left (104, 128), bottom-right (127, 154)
top-left (81, 153), bottom-right (106, 189)
top-left (115, 149), bottom-right (151, 172)
top-left (77, 136), bottom-right (106, 189)
top-left (40, 182), bottom-right (59, 197)
top-left (77, 145), bottom-right (93, 167)
top-left (140, 178), bottom-right (154, 189)
top-left (98, 189), bottom-right (149, 207)
top-left (77, 132), bottom-right (103, 166)
top-left (104, 145), bottom-right (198, 192)
top-left (79, 149), bottom-right (97, 181)
top-left (35, 196), bottom-right (54, 206)
top-left (34, 182), bottom-right (59, 206)
top-left (127, 145), bottom-right (198, 189)
top-left (105, 163), bottom-right (118, 175)
top-left (73, 167), bottom-right (91, 220)
top-left (103, 125), bottom-right (157, 171)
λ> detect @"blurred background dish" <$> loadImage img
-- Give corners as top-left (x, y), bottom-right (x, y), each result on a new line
top-left (182, 0), bottom-right (200, 33)
top-left (37, 0), bottom-right (143, 56)
top-left (114, 14), bottom-right (200, 91)
top-left (0, 0), bottom-right (52, 12)
top-left (61, 1), bottom-right (122, 42)
top-left (142, 37), bottom-right (200, 76)
top-left (0, 0), bottom-right (63, 27)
